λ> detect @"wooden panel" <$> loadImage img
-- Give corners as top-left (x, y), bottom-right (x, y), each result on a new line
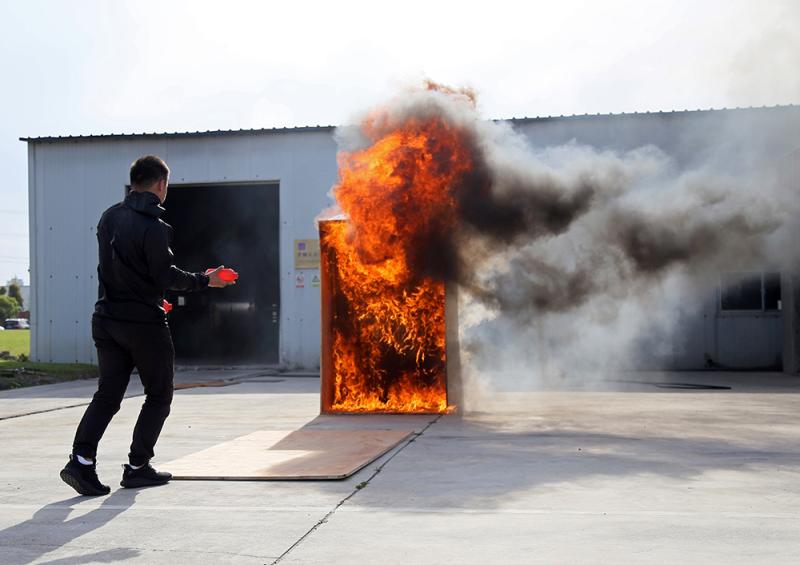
top-left (166, 429), bottom-right (413, 481)
top-left (317, 219), bottom-right (449, 414)
top-left (318, 220), bottom-right (339, 413)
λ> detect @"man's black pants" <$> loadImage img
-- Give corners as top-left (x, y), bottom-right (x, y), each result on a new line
top-left (73, 315), bottom-right (175, 466)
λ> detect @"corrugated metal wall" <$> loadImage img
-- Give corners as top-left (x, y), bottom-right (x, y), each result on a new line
top-left (513, 107), bottom-right (800, 370)
top-left (26, 107), bottom-right (800, 370)
top-left (27, 130), bottom-right (336, 368)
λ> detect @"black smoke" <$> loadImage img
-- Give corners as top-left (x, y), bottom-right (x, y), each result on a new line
top-left (331, 85), bottom-right (799, 320)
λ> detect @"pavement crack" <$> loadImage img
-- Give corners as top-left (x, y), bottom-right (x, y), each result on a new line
top-left (0, 394), bottom-right (145, 422)
top-left (2, 541), bottom-right (275, 560)
top-left (270, 415), bottom-right (443, 565)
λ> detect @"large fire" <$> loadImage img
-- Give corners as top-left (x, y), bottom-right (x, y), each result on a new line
top-left (319, 104), bottom-right (474, 414)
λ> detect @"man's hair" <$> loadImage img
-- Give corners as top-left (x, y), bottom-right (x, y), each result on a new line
top-left (130, 155), bottom-right (170, 189)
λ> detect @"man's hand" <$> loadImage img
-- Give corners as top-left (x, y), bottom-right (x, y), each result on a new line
top-left (206, 266), bottom-right (237, 288)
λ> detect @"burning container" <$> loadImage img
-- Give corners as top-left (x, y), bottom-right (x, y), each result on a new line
top-left (319, 219), bottom-right (459, 414)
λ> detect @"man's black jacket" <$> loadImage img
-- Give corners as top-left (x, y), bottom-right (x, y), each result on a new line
top-left (94, 191), bottom-right (209, 324)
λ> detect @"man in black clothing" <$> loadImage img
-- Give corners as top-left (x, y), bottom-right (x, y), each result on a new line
top-left (60, 155), bottom-right (234, 496)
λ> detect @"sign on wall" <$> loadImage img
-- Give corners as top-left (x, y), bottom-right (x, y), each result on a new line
top-left (294, 239), bottom-right (320, 270)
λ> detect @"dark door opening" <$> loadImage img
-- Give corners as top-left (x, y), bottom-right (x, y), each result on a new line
top-left (162, 183), bottom-right (280, 364)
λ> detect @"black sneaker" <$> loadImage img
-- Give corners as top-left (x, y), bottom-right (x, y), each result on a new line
top-left (120, 463), bottom-right (172, 488)
top-left (60, 455), bottom-right (111, 496)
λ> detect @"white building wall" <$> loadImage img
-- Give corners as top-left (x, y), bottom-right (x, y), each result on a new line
top-left (27, 108), bottom-right (798, 370)
top-left (27, 130), bottom-right (337, 368)
top-left (511, 108), bottom-right (799, 370)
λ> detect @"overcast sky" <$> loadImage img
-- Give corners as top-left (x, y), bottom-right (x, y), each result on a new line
top-left (1, 0), bottom-right (797, 287)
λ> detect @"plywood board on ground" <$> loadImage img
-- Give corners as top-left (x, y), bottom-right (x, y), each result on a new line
top-left (166, 429), bottom-right (414, 480)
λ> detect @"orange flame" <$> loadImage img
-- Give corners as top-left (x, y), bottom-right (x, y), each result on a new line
top-left (320, 111), bottom-right (474, 413)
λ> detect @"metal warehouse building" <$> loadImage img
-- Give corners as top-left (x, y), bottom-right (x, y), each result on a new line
top-left (21, 105), bottom-right (800, 371)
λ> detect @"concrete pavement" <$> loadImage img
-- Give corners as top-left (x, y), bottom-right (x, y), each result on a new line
top-left (1, 370), bottom-right (799, 564)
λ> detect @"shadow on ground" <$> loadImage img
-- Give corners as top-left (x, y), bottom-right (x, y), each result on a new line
top-left (0, 489), bottom-right (139, 564)
top-left (354, 415), bottom-right (800, 510)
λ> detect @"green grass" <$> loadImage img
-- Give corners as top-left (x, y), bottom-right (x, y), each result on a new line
top-left (0, 329), bottom-right (30, 357)
top-left (0, 360), bottom-right (98, 376)
top-left (0, 361), bottom-right (98, 390)
top-left (0, 331), bottom-right (99, 389)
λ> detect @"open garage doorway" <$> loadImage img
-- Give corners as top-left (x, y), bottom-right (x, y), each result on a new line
top-left (162, 183), bottom-right (280, 364)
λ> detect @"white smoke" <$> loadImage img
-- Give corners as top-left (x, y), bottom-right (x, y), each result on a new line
top-left (454, 107), bottom-right (799, 410)
top-left (328, 84), bottom-right (800, 411)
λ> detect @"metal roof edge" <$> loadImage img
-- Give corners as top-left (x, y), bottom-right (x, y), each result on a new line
top-left (20, 104), bottom-right (799, 143)
top-left (501, 103), bottom-right (799, 124)
top-left (20, 124), bottom-right (336, 143)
